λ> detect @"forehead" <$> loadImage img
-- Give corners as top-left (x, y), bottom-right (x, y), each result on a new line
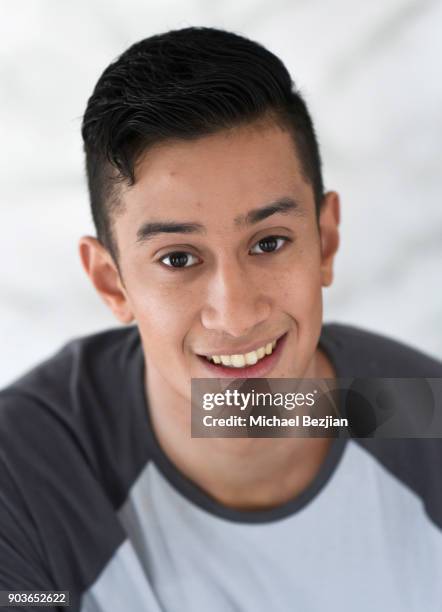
top-left (115, 121), bottom-right (312, 243)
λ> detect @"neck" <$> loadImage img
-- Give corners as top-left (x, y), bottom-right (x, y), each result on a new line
top-left (145, 347), bottom-right (336, 512)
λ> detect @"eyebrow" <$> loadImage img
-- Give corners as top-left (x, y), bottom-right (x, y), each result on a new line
top-left (135, 196), bottom-right (303, 245)
top-left (136, 221), bottom-right (205, 245)
top-left (233, 197), bottom-right (302, 227)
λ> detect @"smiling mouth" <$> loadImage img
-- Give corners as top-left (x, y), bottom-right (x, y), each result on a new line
top-left (198, 333), bottom-right (286, 369)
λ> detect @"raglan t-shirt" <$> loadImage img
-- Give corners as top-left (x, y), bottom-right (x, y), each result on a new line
top-left (0, 322), bottom-right (441, 612)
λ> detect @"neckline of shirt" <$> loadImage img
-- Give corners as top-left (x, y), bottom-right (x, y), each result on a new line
top-left (134, 323), bottom-right (349, 524)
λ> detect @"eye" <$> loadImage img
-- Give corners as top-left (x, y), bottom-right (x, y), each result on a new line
top-left (249, 236), bottom-right (290, 255)
top-left (159, 251), bottom-right (201, 269)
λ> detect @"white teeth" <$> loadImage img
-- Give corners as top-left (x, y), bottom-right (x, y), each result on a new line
top-left (245, 351), bottom-right (258, 365)
top-left (231, 354), bottom-right (246, 367)
top-left (207, 337), bottom-right (280, 367)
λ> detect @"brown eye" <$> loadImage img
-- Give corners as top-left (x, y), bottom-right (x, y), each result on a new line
top-left (160, 252), bottom-right (199, 268)
top-left (250, 236), bottom-right (288, 255)
top-left (258, 237), bottom-right (278, 252)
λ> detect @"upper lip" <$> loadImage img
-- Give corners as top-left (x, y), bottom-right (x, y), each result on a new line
top-left (196, 332), bottom-right (286, 357)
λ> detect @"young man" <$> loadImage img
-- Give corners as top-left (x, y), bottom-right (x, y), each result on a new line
top-left (0, 27), bottom-right (441, 612)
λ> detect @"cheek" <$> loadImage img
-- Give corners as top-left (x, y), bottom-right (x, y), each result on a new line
top-left (271, 253), bottom-right (323, 315)
top-left (130, 279), bottom-right (199, 347)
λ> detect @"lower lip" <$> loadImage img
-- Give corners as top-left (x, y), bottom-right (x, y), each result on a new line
top-left (196, 333), bottom-right (288, 378)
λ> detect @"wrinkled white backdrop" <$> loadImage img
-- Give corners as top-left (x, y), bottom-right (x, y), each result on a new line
top-left (1, 0), bottom-right (441, 386)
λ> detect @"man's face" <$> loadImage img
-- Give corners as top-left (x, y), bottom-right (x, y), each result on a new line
top-left (83, 120), bottom-right (339, 401)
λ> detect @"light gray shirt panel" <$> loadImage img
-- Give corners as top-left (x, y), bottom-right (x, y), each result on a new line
top-left (93, 441), bottom-right (442, 612)
top-left (80, 540), bottom-right (164, 612)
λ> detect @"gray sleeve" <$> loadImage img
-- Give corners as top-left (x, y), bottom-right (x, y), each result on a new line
top-left (0, 455), bottom-right (61, 611)
top-left (0, 391), bottom-right (126, 612)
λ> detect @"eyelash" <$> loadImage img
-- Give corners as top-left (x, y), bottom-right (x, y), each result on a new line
top-left (158, 235), bottom-right (292, 270)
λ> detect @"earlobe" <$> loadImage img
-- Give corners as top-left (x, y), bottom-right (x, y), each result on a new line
top-left (78, 236), bottom-right (134, 324)
top-left (319, 191), bottom-right (340, 287)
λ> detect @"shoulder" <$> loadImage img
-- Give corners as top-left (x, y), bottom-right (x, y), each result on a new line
top-left (0, 325), bottom-right (149, 596)
top-left (0, 325), bottom-right (141, 427)
top-left (320, 323), bottom-right (442, 529)
top-left (320, 322), bottom-right (442, 377)
top-left (353, 437), bottom-right (442, 531)
top-left (3, 325), bottom-right (140, 401)
top-left (0, 324), bottom-right (150, 508)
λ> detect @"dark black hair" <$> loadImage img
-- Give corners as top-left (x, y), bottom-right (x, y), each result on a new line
top-left (82, 26), bottom-right (324, 265)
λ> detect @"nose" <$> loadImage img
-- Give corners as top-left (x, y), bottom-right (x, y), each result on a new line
top-left (200, 259), bottom-right (272, 338)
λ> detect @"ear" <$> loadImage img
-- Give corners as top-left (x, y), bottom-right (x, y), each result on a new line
top-left (78, 236), bottom-right (134, 324)
top-left (318, 191), bottom-right (340, 287)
